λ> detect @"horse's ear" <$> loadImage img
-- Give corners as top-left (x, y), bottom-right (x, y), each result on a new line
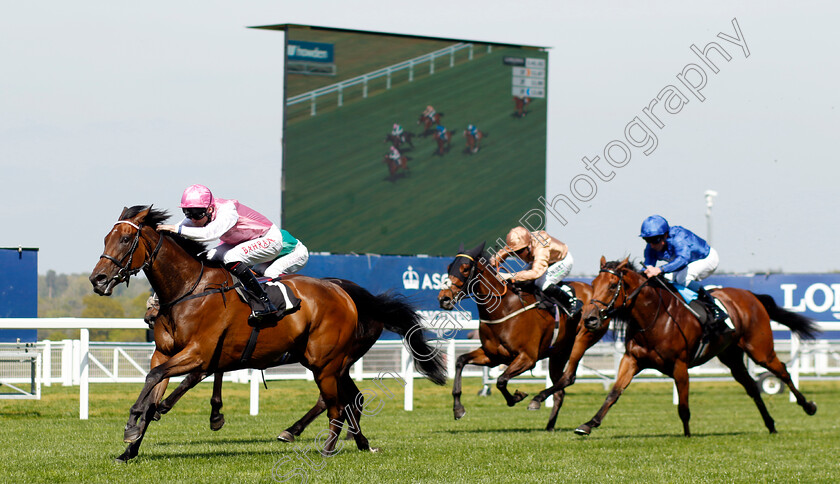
top-left (473, 241), bottom-right (486, 256)
top-left (617, 256), bottom-right (630, 270)
top-left (119, 206), bottom-right (129, 219)
top-left (457, 242), bottom-right (464, 253)
top-left (600, 256), bottom-right (607, 268)
top-left (131, 205), bottom-right (152, 224)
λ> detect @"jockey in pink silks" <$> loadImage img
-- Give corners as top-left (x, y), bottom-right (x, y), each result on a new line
top-left (157, 184), bottom-right (309, 317)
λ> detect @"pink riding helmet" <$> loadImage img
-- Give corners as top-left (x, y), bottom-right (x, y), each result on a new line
top-left (179, 184), bottom-right (214, 208)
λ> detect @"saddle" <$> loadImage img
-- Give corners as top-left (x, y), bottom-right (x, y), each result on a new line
top-left (234, 276), bottom-right (302, 323)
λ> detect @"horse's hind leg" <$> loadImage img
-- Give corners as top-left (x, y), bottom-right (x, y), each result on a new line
top-left (278, 395), bottom-right (327, 443)
top-left (743, 328), bottom-right (817, 416)
top-left (452, 348), bottom-right (493, 420)
top-left (543, 352), bottom-right (570, 431)
top-left (338, 374), bottom-right (376, 452)
top-left (576, 354), bottom-right (639, 436)
top-left (717, 345), bottom-right (777, 433)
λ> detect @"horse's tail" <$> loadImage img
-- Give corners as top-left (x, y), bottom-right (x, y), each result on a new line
top-left (753, 293), bottom-right (821, 340)
top-left (331, 280), bottom-right (447, 385)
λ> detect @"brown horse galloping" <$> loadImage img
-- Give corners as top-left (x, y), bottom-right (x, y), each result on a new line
top-left (148, 278), bottom-right (434, 443)
top-left (463, 129), bottom-right (487, 154)
top-left (383, 154), bottom-right (409, 181)
top-left (418, 111), bottom-right (444, 136)
top-left (575, 257), bottom-right (819, 437)
top-left (385, 132), bottom-right (415, 150)
top-left (438, 242), bottom-right (611, 431)
top-left (90, 206), bottom-right (445, 462)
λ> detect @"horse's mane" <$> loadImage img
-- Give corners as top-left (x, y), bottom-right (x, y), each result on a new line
top-left (603, 259), bottom-right (642, 272)
top-left (121, 205), bottom-right (210, 261)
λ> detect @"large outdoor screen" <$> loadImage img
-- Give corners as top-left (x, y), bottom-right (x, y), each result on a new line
top-left (273, 25), bottom-right (548, 256)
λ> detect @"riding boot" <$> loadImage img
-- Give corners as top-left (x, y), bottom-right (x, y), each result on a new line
top-left (697, 286), bottom-right (734, 335)
top-left (227, 262), bottom-right (278, 318)
top-left (544, 284), bottom-right (582, 319)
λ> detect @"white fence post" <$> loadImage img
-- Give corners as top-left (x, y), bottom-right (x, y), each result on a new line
top-left (250, 369), bottom-right (260, 416)
top-left (79, 328), bottom-right (89, 420)
top-left (790, 332), bottom-right (800, 403)
top-left (61, 339), bottom-right (72, 386)
top-left (401, 344), bottom-right (413, 411)
top-left (42, 340), bottom-right (51, 387)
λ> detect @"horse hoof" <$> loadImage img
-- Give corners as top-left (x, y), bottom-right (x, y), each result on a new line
top-left (277, 431), bottom-right (295, 443)
top-left (210, 415), bottom-right (225, 431)
top-left (805, 401), bottom-right (817, 416)
top-left (453, 407), bottom-right (466, 420)
top-left (528, 400), bottom-right (541, 411)
top-left (369, 447), bottom-right (380, 453)
top-left (574, 425), bottom-right (591, 436)
top-left (114, 457), bottom-right (129, 464)
top-left (123, 427), bottom-right (142, 443)
top-left (152, 411), bottom-right (161, 421)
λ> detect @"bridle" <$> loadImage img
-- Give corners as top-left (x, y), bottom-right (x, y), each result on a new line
top-left (99, 220), bottom-right (163, 287)
top-left (589, 267), bottom-right (653, 322)
top-left (445, 253), bottom-right (508, 301)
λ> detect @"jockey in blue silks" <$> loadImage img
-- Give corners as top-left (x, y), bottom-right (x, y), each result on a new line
top-left (640, 215), bottom-right (731, 330)
top-left (436, 125), bottom-right (448, 141)
top-left (467, 124), bottom-right (478, 138)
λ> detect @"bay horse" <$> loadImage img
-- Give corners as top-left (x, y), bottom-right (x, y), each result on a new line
top-left (513, 96), bottom-right (530, 118)
top-left (147, 278), bottom-right (429, 444)
top-left (383, 154), bottom-right (409, 181)
top-left (463, 129), bottom-right (487, 154)
top-left (417, 111), bottom-right (444, 136)
top-left (385, 131), bottom-right (414, 150)
top-left (574, 257), bottom-right (819, 437)
top-left (433, 129), bottom-right (453, 156)
top-left (437, 242), bottom-right (612, 431)
top-left (90, 206), bottom-right (446, 462)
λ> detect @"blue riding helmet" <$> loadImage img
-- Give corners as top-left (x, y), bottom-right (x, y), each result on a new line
top-left (640, 215), bottom-right (670, 238)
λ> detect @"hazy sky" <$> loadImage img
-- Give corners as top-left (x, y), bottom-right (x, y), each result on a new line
top-left (2, 1), bottom-right (838, 276)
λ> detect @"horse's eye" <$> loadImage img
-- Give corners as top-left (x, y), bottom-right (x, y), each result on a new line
top-left (609, 283), bottom-right (618, 290)
top-left (120, 235), bottom-right (131, 244)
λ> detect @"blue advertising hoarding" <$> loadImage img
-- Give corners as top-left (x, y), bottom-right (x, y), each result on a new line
top-left (0, 248), bottom-right (38, 342)
top-left (299, 254), bottom-right (840, 339)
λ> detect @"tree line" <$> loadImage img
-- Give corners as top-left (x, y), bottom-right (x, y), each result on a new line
top-left (38, 271), bottom-right (151, 342)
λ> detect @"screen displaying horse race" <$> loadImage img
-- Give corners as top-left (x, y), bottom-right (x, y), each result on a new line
top-left (279, 25), bottom-right (548, 256)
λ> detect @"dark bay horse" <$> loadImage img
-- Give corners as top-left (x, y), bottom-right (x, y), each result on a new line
top-left (437, 243), bottom-right (611, 431)
top-left (383, 154), bottom-right (409, 181)
top-left (575, 257), bottom-right (819, 437)
top-left (463, 129), bottom-right (487, 154)
top-left (148, 278), bottom-right (433, 443)
top-left (90, 206), bottom-right (445, 461)
top-left (418, 111), bottom-right (444, 136)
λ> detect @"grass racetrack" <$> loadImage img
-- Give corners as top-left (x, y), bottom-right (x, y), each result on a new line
top-left (1, 379), bottom-right (838, 483)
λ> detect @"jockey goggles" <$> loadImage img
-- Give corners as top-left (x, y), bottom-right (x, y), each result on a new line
top-left (182, 207), bottom-right (208, 220)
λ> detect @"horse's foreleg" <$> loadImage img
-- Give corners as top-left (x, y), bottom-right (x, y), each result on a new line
top-left (452, 348), bottom-right (492, 420)
top-left (278, 395), bottom-right (327, 443)
top-left (495, 353), bottom-right (538, 407)
top-left (575, 353), bottom-right (639, 436)
top-left (115, 351), bottom-right (169, 463)
top-left (673, 360), bottom-right (691, 437)
top-left (718, 346), bottom-right (777, 433)
top-left (124, 346), bottom-right (204, 446)
top-left (156, 370), bottom-right (208, 416)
